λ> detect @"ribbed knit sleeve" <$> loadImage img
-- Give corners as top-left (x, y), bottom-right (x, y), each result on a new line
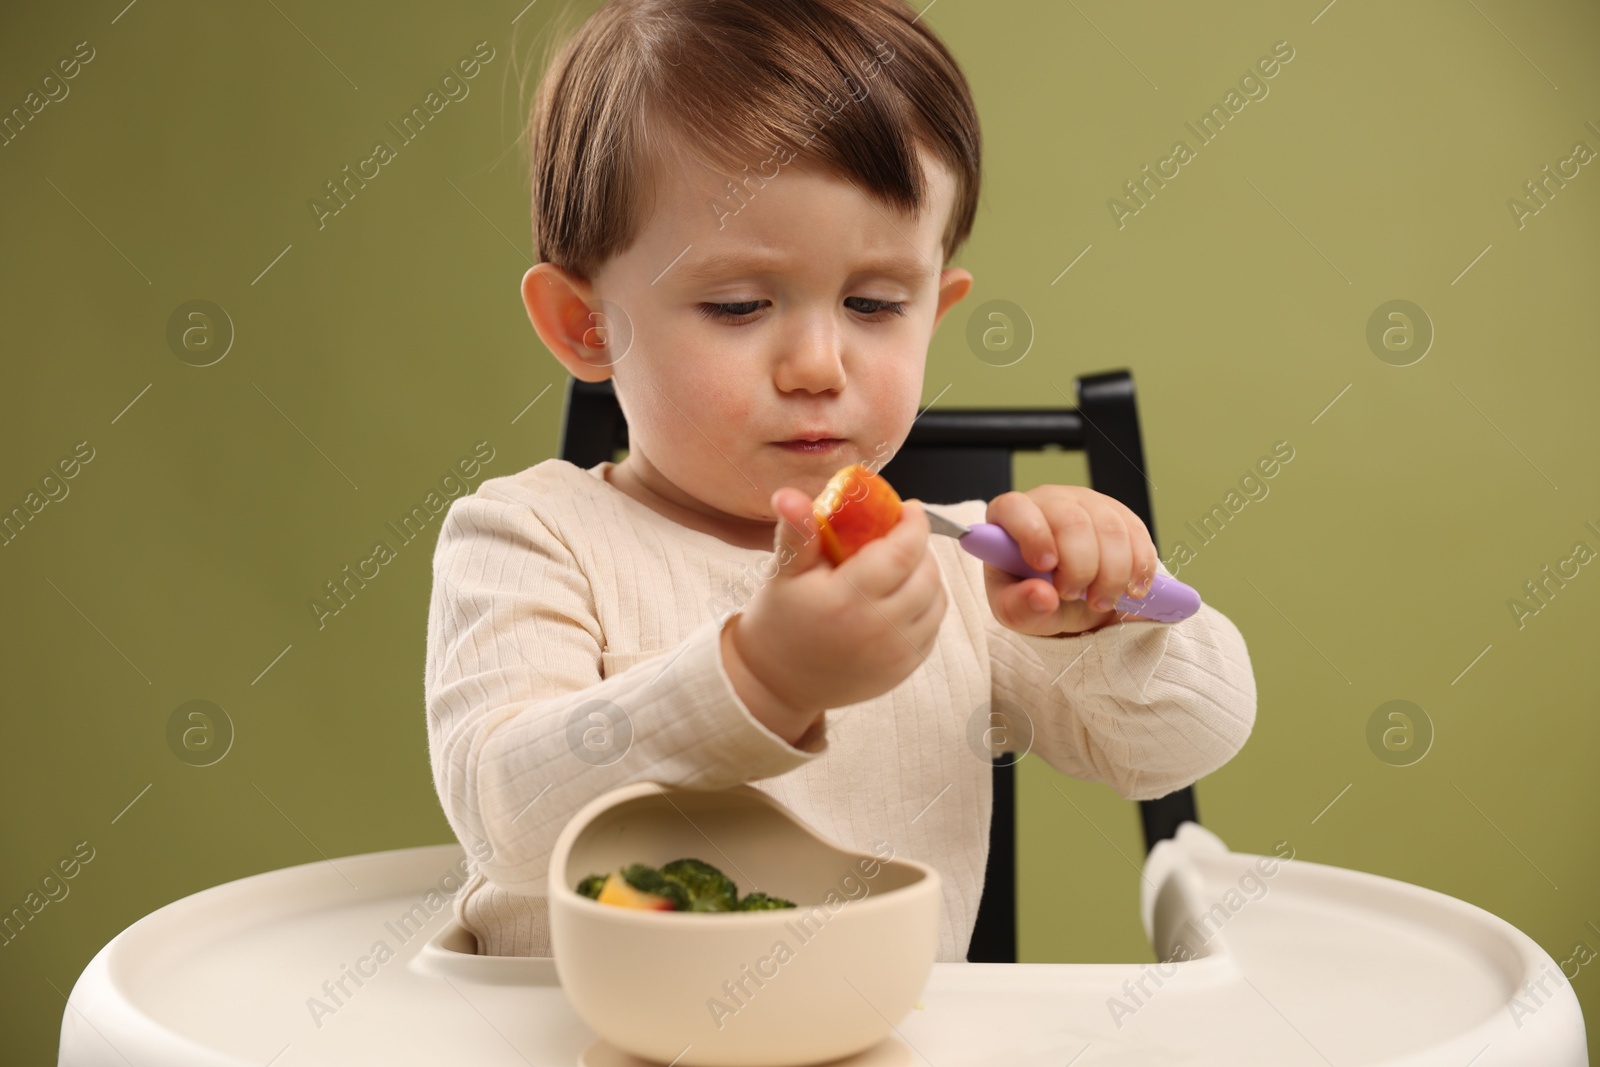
top-left (424, 484), bottom-right (827, 897)
top-left (940, 500), bottom-right (1257, 801)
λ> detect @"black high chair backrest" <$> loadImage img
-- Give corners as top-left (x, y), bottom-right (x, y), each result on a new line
top-left (556, 368), bottom-right (1198, 963)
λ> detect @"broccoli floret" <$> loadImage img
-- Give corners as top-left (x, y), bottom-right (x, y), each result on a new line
top-left (660, 858), bottom-right (738, 912)
top-left (620, 863), bottom-right (691, 910)
top-left (582, 859), bottom-right (794, 912)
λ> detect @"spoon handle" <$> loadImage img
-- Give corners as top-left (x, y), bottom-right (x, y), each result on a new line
top-left (956, 522), bottom-right (1202, 623)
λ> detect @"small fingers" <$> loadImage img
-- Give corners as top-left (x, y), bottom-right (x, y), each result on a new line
top-left (772, 489), bottom-right (826, 575)
top-left (978, 556), bottom-right (1059, 628)
top-left (1127, 543), bottom-right (1159, 599)
top-left (901, 555), bottom-right (949, 632)
top-left (1045, 500), bottom-right (1099, 602)
top-left (986, 491), bottom-right (1059, 572)
top-left (1107, 501), bottom-right (1159, 599)
top-left (1081, 503), bottom-right (1134, 612)
top-left (1012, 577), bottom-right (1060, 625)
top-left (839, 498), bottom-right (929, 597)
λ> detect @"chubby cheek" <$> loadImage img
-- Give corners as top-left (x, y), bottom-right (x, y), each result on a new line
top-left (862, 340), bottom-right (927, 446)
top-left (649, 327), bottom-right (751, 427)
top-left (625, 342), bottom-right (767, 509)
top-left (662, 409), bottom-right (767, 516)
top-left (624, 315), bottom-right (727, 423)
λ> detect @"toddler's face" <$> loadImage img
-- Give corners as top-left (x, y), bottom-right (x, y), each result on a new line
top-left (524, 143), bottom-right (971, 542)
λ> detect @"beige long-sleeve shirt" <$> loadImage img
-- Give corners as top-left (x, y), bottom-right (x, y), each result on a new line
top-left (424, 458), bottom-right (1256, 961)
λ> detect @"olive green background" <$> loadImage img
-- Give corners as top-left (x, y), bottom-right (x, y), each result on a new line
top-left (2, 0), bottom-right (1596, 1062)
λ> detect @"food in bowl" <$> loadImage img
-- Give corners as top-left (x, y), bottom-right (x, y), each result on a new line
top-left (576, 858), bottom-right (796, 912)
top-left (550, 782), bottom-right (942, 1066)
top-left (811, 462), bottom-right (903, 564)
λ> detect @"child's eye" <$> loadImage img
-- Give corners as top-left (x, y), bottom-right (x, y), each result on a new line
top-left (697, 300), bottom-right (766, 322)
top-left (844, 297), bottom-right (907, 318)
top-left (695, 298), bottom-right (907, 323)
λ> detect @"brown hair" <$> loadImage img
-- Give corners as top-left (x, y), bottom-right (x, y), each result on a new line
top-left (525, 0), bottom-right (982, 280)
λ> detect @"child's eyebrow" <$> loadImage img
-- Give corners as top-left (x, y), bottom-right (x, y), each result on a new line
top-left (674, 249), bottom-right (931, 286)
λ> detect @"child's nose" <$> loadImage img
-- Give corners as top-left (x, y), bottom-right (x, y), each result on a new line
top-left (773, 321), bottom-right (846, 393)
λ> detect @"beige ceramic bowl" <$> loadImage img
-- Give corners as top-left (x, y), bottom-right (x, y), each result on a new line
top-left (548, 781), bottom-right (940, 1067)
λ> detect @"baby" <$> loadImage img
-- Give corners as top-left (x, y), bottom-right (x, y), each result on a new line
top-left (424, 0), bottom-right (1256, 962)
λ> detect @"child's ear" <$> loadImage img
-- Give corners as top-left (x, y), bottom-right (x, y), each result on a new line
top-left (520, 264), bottom-right (620, 382)
top-left (931, 267), bottom-right (974, 332)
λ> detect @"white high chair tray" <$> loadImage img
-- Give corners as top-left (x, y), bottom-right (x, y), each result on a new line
top-left (59, 824), bottom-right (1587, 1066)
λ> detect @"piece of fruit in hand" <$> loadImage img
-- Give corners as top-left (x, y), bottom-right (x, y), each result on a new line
top-left (811, 463), bottom-right (903, 564)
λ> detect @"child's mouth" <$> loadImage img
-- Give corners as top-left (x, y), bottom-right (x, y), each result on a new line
top-left (775, 438), bottom-right (846, 455)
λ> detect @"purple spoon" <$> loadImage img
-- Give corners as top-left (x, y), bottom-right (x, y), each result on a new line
top-left (922, 507), bottom-right (1201, 623)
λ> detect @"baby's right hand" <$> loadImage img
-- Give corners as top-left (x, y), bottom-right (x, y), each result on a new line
top-left (727, 487), bottom-right (948, 719)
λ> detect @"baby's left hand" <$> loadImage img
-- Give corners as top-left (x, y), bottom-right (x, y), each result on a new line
top-left (983, 485), bottom-right (1159, 636)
